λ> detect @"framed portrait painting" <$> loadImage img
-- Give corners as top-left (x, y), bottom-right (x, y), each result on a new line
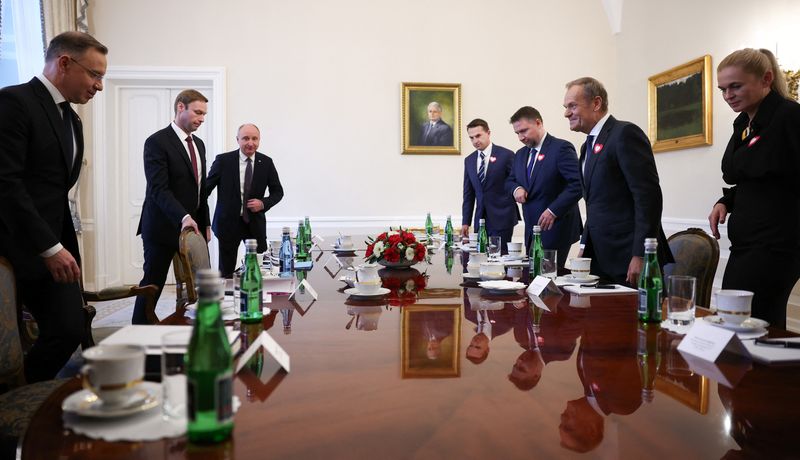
top-left (648, 55), bottom-right (713, 153)
top-left (401, 304), bottom-right (461, 378)
top-left (402, 82), bottom-right (461, 155)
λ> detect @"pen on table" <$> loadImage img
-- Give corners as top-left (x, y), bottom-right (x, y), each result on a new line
top-left (754, 338), bottom-right (800, 349)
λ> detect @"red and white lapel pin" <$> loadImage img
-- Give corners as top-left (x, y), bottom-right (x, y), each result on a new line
top-left (593, 143), bottom-right (603, 154)
top-left (489, 156), bottom-right (497, 163)
top-left (748, 136), bottom-right (760, 147)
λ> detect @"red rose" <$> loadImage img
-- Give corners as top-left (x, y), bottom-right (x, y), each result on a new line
top-left (414, 244), bottom-right (426, 261)
top-left (383, 246), bottom-right (400, 262)
top-left (382, 277), bottom-right (402, 289)
top-left (365, 243), bottom-right (374, 257)
top-left (415, 275), bottom-right (427, 290)
top-left (389, 234), bottom-right (402, 246)
top-left (378, 232), bottom-right (388, 241)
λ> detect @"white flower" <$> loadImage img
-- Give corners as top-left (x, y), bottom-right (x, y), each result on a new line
top-left (405, 279), bottom-right (416, 291)
top-left (405, 247), bottom-right (415, 260)
top-left (374, 241), bottom-right (384, 255)
top-left (388, 231), bottom-right (399, 236)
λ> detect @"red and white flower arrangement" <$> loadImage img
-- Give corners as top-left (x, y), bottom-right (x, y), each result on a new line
top-left (364, 228), bottom-right (427, 264)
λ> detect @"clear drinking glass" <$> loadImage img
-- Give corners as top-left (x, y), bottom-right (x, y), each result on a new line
top-left (488, 236), bottom-right (502, 260)
top-left (161, 329), bottom-right (191, 420)
top-left (667, 275), bottom-right (696, 326)
top-left (542, 249), bottom-right (557, 279)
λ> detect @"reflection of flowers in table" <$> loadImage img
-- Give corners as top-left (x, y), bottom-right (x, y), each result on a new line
top-left (380, 268), bottom-right (428, 307)
top-left (365, 229), bottom-right (427, 266)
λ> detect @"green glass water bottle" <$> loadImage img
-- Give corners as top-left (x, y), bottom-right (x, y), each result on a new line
top-left (186, 269), bottom-right (234, 444)
top-left (638, 238), bottom-right (663, 322)
top-left (296, 220), bottom-right (308, 261)
top-left (425, 212), bottom-right (434, 240)
top-left (444, 215), bottom-right (454, 247)
top-left (529, 225), bottom-right (544, 276)
top-left (478, 218), bottom-right (488, 253)
top-left (637, 322), bottom-right (661, 403)
top-left (239, 239), bottom-right (263, 323)
top-left (303, 216), bottom-right (312, 251)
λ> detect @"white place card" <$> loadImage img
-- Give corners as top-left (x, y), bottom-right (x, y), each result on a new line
top-left (677, 319), bottom-right (751, 363)
top-left (235, 331), bottom-right (290, 374)
top-left (289, 278), bottom-right (318, 300)
top-left (527, 275), bottom-right (559, 298)
top-left (678, 350), bottom-right (752, 388)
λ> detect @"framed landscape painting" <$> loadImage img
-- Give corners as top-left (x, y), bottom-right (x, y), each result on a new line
top-left (648, 55), bottom-right (713, 153)
top-left (402, 82), bottom-right (461, 155)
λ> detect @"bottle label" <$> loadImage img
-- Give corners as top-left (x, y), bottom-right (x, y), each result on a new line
top-left (240, 292), bottom-right (249, 314)
top-left (187, 377), bottom-right (196, 421)
top-left (638, 289), bottom-right (662, 319)
top-left (217, 371), bottom-right (233, 423)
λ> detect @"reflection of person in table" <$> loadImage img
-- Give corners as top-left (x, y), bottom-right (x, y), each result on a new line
top-left (463, 290), bottom-right (514, 364)
top-left (418, 101), bottom-right (453, 146)
top-left (413, 310), bottom-right (455, 361)
top-left (708, 48), bottom-right (800, 330)
top-left (508, 305), bottom-right (545, 390)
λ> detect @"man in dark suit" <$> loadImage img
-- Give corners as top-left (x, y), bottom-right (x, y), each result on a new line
top-left (133, 89), bottom-right (211, 324)
top-left (563, 77), bottom-right (673, 284)
top-left (461, 119), bottom-right (519, 252)
top-left (0, 32), bottom-right (107, 382)
top-left (506, 106), bottom-right (583, 269)
top-left (206, 123), bottom-right (284, 277)
top-left (418, 101), bottom-right (453, 146)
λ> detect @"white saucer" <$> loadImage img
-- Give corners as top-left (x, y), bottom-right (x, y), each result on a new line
top-left (703, 315), bottom-right (769, 332)
top-left (62, 381), bottom-right (160, 418)
top-left (462, 272), bottom-right (481, 280)
top-left (344, 287), bottom-right (390, 298)
top-left (333, 246), bottom-right (357, 253)
top-left (563, 274), bottom-right (599, 283)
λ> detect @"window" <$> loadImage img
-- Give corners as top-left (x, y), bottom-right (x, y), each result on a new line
top-left (0, 0), bottom-right (44, 88)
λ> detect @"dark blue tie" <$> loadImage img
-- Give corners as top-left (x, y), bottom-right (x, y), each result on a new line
top-left (243, 157), bottom-right (253, 223)
top-left (478, 151), bottom-right (486, 184)
top-left (526, 147), bottom-right (538, 187)
top-left (583, 135), bottom-right (595, 178)
top-left (60, 102), bottom-right (75, 171)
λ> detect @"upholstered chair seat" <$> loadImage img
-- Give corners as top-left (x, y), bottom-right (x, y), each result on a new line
top-left (663, 228), bottom-right (720, 308)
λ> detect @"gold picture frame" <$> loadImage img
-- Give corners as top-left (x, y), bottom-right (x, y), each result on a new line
top-left (401, 304), bottom-right (461, 378)
top-left (402, 82), bottom-right (461, 155)
top-left (648, 55), bottom-right (713, 153)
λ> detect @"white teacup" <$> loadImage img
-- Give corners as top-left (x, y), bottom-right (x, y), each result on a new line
top-left (469, 233), bottom-right (478, 244)
top-left (507, 242), bottom-right (523, 253)
top-left (337, 235), bottom-right (354, 249)
top-left (467, 252), bottom-right (488, 276)
top-left (715, 289), bottom-right (754, 325)
top-left (82, 344), bottom-right (145, 406)
top-left (568, 257), bottom-right (592, 279)
top-left (354, 279), bottom-right (382, 294)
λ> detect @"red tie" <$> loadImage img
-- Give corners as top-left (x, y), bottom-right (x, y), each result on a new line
top-left (185, 136), bottom-right (199, 184)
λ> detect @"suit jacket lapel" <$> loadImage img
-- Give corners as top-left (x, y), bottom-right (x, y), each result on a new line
top-left (467, 151), bottom-right (481, 192)
top-left (528, 136), bottom-right (551, 193)
top-left (31, 78), bottom-right (74, 177)
top-left (168, 129), bottom-right (197, 189)
top-left (584, 116), bottom-right (615, 194)
top-left (68, 110), bottom-right (84, 187)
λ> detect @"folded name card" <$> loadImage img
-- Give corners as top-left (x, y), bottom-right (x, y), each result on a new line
top-left (235, 331), bottom-right (290, 374)
top-left (677, 320), bottom-right (751, 363)
top-left (289, 278), bottom-right (318, 300)
top-left (526, 276), bottom-right (562, 310)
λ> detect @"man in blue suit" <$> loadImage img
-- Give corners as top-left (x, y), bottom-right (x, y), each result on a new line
top-left (461, 119), bottom-right (519, 251)
top-left (505, 106), bottom-right (582, 269)
top-left (418, 101), bottom-right (454, 146)
top-left (206, 123), bottom-right (284, 278)
top-left (563, 77), bottom-right (673, 285)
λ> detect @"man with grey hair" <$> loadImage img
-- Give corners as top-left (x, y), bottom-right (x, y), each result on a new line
top-left (207, 123), bottom-right (284, 277)
top-left (563, 77), bottom-right (672, 285)
top-left (419, 101), bottom-right (454, 146)
top-left (0, 31), bottom-right (107, 381)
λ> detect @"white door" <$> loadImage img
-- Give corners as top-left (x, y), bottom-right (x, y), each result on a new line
top-left (92, 68), bottom-right (224, 289)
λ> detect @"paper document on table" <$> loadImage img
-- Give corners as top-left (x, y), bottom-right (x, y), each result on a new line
top-left (101, 325), bottom-right (239, 354)
top-left (561, 284), bottom-right (637, 295)
top-left (742, 337), bottom-right (800, 364)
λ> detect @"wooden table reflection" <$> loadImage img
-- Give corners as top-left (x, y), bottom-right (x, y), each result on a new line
top-left (21, 246), bottom-right (800, 459)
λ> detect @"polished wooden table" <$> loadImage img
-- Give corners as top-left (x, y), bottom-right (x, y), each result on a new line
top-left (22, 247), bottom-right (800, 459)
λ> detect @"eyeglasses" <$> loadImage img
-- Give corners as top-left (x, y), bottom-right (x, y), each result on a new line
top-left (67, 56), bottom-right (104, 82)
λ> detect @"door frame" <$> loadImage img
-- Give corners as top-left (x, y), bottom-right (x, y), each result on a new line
top-left (91, 66), bottom-right (226, 289)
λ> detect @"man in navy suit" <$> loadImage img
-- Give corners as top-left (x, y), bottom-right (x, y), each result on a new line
top-left (461, 119), bottom-right (519, 251)
top-left (506, 106), bottom-right (582, 269)
top-left (563, 77), bottom-right (673, 285)
top-left (134, 89), bottom-right (211, 324)
top-left (206, 123), bottom-right (284, 278)
top-left (418, 101), bottom-right (453, 146)
top-left (0, 32), bottom-right (107, 382)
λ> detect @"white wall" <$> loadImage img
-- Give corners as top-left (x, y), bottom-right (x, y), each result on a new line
top-left (89, 0), bottom-right (616, 229)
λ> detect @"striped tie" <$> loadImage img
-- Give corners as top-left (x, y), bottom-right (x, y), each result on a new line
top-left (478, 151), bottom-right (486, 184)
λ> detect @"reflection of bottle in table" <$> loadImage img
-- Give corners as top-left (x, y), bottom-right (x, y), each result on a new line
top-left (637, 322), bottom-right (661, 403)
top-left (444, 247), bottom-right (454, 274)
top-left (281, 309), bottom-right (294, 334)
